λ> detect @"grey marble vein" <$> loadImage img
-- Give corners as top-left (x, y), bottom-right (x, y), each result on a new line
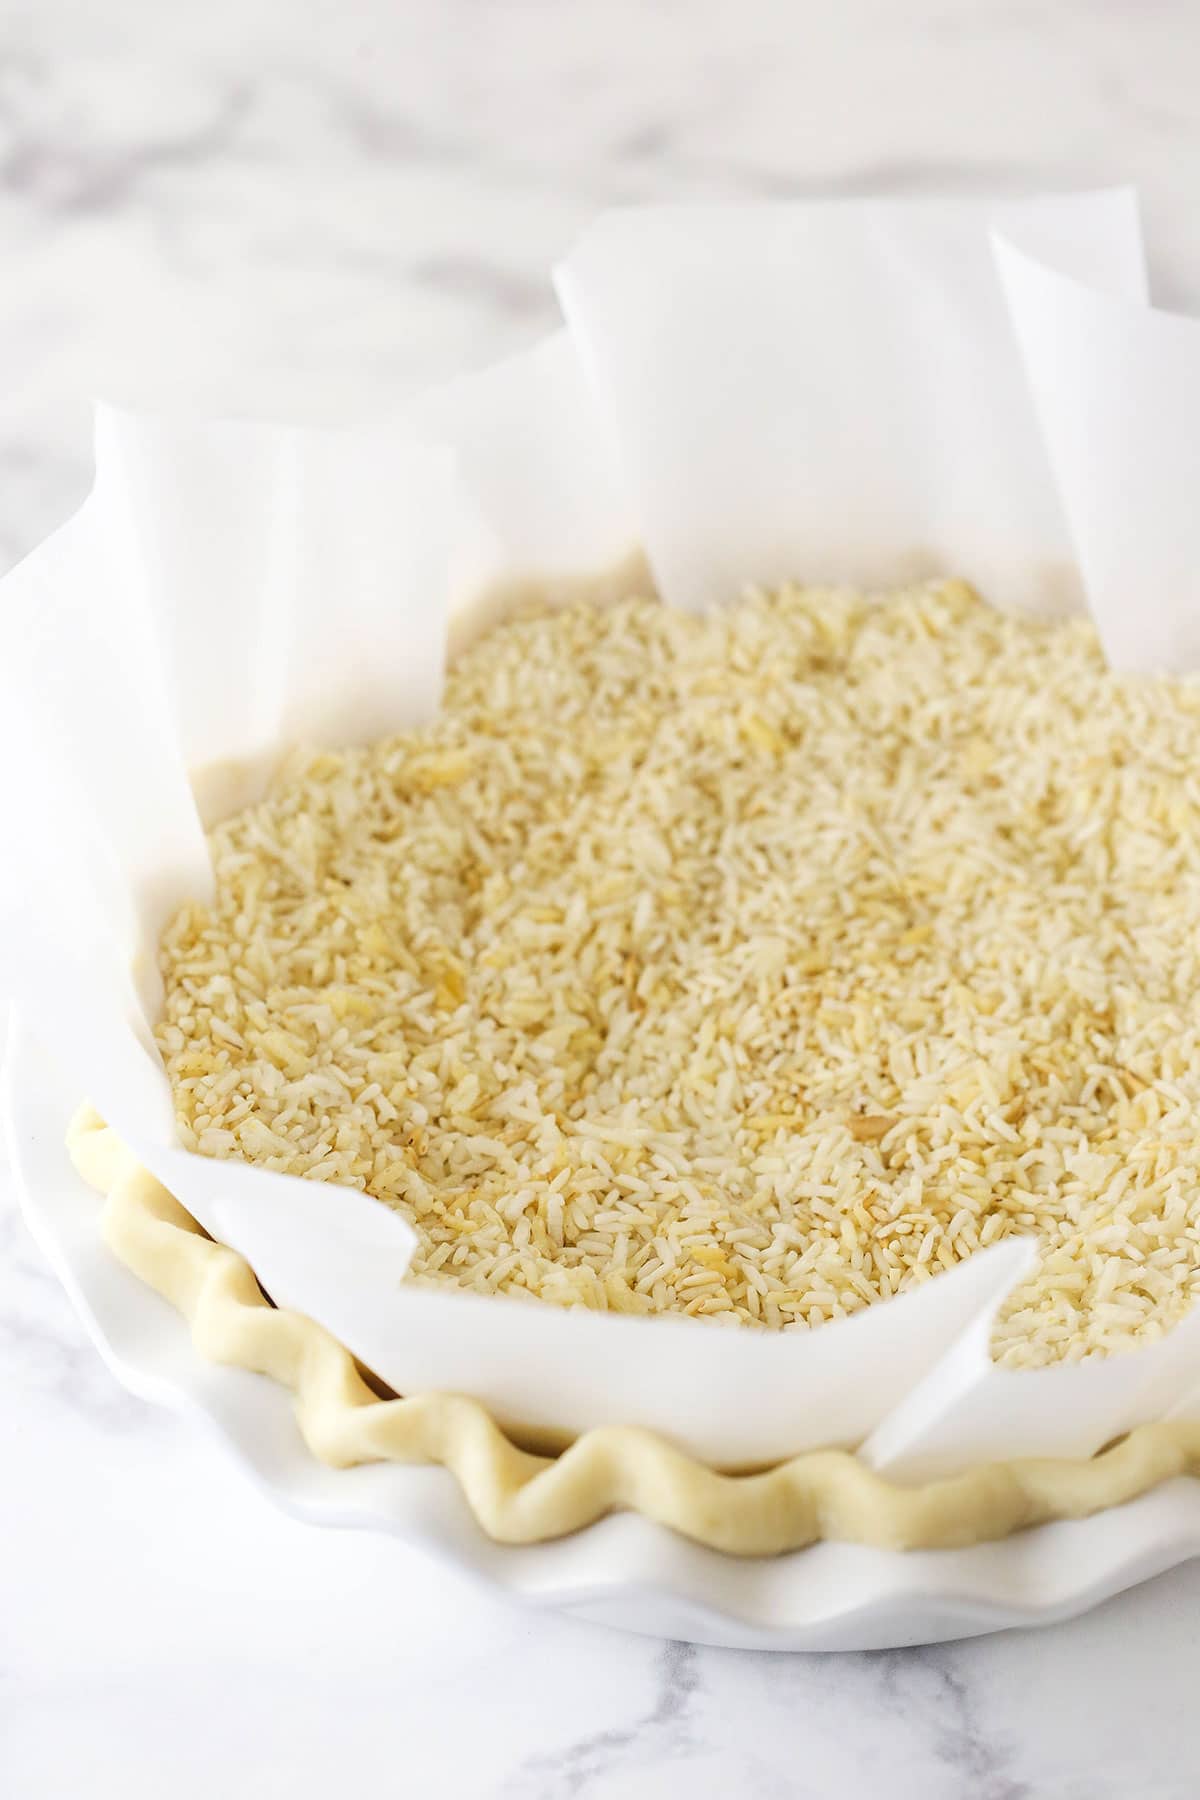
top-left (501, 1641), bottom-right (701, 1798)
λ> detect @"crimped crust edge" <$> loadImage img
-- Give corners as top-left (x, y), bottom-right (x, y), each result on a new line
top-left (67, 1104), bottom-right (1200, 1558)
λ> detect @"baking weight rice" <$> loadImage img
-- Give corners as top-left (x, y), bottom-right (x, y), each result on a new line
top-left (156, 580), bottom-right (1200, 1367)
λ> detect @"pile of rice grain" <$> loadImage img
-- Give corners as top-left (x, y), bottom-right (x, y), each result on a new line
top-left (156, 579), bottom-right (1200, 1367)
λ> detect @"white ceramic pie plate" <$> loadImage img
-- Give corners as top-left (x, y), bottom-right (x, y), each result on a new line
top-left (8, 1013), bottom-right (1200, 1653)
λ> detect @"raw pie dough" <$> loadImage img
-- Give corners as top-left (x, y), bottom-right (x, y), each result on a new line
top-left (69, 1105), bottom-right (1200, 1556)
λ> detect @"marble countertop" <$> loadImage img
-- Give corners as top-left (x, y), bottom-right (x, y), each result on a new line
top-left (6, 0), bottom-right (1200, 1792)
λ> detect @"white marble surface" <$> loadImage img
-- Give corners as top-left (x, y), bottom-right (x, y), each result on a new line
top-left (7, 0), bottom-right (1200, 1791)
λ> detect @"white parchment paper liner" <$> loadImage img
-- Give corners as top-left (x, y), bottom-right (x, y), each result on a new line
top-left (6, 188), bottom-right (1200, 1477)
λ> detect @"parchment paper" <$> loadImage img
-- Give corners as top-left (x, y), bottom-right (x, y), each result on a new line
top-left (6, 189), bottom-right (1200, 1475)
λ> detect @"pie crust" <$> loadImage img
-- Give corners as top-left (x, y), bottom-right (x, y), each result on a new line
top-left (69, 1105), bottom-right (1200, 1556)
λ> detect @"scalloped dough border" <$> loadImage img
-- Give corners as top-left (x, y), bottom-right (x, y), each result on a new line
top-left (68, 1105), bottom-right (1200, 1557)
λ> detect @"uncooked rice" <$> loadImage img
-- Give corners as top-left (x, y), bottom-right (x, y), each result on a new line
top-left (156, 579), bottom-right (1200, 1368)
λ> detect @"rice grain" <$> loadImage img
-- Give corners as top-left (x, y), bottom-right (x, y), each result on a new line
top-left (156, 580), bottom-right (1200, 1367)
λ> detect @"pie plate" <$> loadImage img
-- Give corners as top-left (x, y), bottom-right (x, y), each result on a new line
top-left (8, 1014), bottom-right (1200, 1654)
